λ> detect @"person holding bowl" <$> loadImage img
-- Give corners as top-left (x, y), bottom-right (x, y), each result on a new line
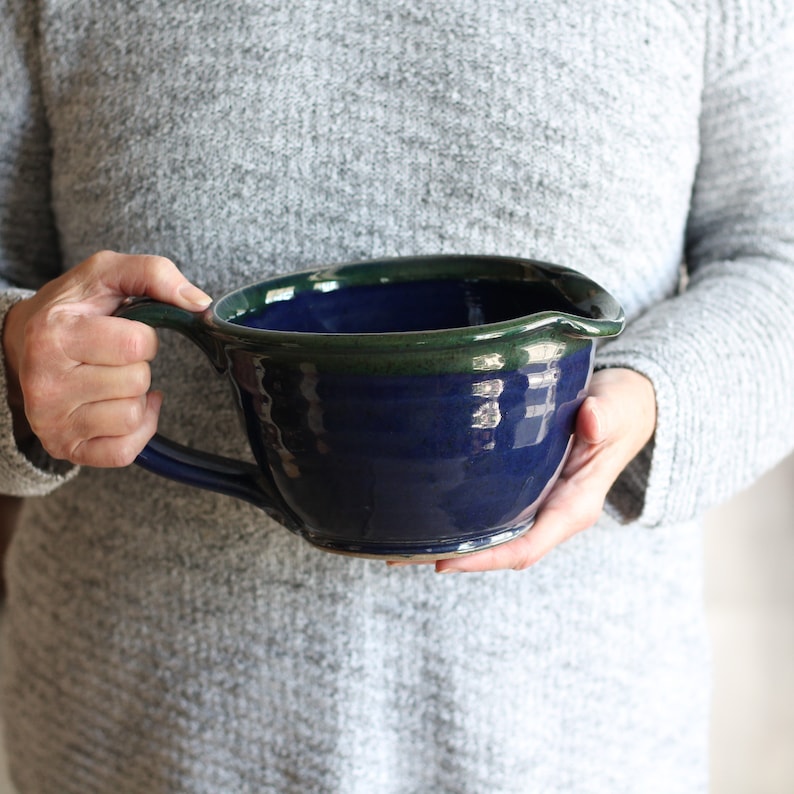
top-left (0, 1), bottom-right (792, 791)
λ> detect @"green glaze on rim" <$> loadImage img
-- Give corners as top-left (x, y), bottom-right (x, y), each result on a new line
top-left (203, 255), bottom-right (625, 375)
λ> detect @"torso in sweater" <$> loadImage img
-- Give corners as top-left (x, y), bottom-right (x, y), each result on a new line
top-left (2, 1), bottom-right (792, 792)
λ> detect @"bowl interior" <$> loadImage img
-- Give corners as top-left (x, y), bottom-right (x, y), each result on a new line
top-left (215, 255), bottom-right (623, 337)
top-left (231, 276), bottom-right (583, 334)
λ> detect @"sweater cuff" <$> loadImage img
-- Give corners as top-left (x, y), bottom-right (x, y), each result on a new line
top-left (0, 289), bottom-right (79, 496)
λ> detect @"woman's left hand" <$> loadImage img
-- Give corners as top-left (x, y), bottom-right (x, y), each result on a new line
top-left (392, 367), bottom-right (657, 574)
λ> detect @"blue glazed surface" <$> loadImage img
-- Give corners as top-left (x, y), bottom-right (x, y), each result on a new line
top-left (232, 343), bottom-right (593, 555)
top-left (241, 278), bottom-right (580, 334)
top-left (118, 255), bottom-right (624, 558)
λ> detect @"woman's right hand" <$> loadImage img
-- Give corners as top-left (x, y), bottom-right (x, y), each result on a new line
top-left (2, 251), bottom-right (212, 467)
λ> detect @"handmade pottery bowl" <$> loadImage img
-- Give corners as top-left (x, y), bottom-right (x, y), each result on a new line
top-left (117, 255), bottom-right (624, 558)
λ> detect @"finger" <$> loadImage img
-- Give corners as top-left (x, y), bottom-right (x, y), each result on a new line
top-left (99, 252), bottom-right (212, 308)
top-left (61, 315), bottom-right (160, 366)
top-left (68, 391), bottom-right (163, 468)
top-left (586, 368), bottom-right (656, 451)
top-left (434, 370), bottom-right (656, 574)
top-left (69, 361), bottom-right (153, 403)
top-left (435, 509), bottom-right (582, 573)
top-left (24, 361), bottom-right (153, 439)
top-left (71, 251), bottom-right (212, 312)
top-left (575, 395), bottom-right (607, 445)
top-left (433, 515), bottom-right (556, 573)
top-left (68, 395), bottom-right (150, 442)
top-left (385, 559), bottom-right (437, 568)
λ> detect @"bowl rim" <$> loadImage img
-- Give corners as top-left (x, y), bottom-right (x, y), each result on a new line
top-left (208, 254), bottom-right (626, 354)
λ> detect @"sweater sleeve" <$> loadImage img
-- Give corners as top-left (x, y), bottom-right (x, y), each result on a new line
top-left (597, 4), bottom-right (794, 527)
top-left (0, 0), bottom-right (78, 495)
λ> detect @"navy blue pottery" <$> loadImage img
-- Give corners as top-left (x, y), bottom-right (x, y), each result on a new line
top-left (116, 255), bottom-right (625, 558)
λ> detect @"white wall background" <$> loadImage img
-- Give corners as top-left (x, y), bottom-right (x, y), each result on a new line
top-left (706, 453), bottom-right (794, 793)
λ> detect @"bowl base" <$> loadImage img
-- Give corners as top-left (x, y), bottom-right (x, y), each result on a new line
top-left (302, 521), bottom-right (535, 561)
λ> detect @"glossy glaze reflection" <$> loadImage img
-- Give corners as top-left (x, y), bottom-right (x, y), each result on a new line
top-left (116, 255), bottom-right (624, 558)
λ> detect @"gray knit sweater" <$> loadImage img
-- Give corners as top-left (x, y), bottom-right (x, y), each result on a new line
top-left (1, 1), bottom-right (793, 792)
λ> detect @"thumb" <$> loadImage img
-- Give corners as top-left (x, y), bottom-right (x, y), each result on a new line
top-left (71, 251), bottom-right (212, 312)
top-left (575, 394), bottom-right (608, 446)
top-left (576, 368), bottom-right (657, 453)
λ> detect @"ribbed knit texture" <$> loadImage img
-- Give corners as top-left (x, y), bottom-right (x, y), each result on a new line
top-left (0, 1), bottom-right (792, 792)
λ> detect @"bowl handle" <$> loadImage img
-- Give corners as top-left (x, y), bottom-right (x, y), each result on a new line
top-left (114, 299), bottom-right (303, 531)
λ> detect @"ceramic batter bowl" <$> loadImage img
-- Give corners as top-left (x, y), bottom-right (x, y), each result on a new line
top-left (117, 255), bottom-right (624, 558)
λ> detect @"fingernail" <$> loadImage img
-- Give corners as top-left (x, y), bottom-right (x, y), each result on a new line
top-left (592, 408), bottom-right (603, 441)
top-left (179, 283), bottom-right (212, 309)
top-left (587, 400), bottom-right (606, 443)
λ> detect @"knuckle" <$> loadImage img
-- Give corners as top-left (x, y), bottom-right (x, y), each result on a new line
top-left (65, 439), bottom-right (95, 467)
top-left (71, 437), bottom-right (141, 469)
top-left (64, 406), bottom-right (92, 443)
top-left (128, 362), bottom-right (152, 394)
top-left (106, 439), bottom-right (143, 468)
top-left (118, 329), bottom-right (145, 362)
top-left (21, 315), bottom-right (77, 378)
top-left (120, 398), bottom-right (147, 432)
top-left (127, 326), bottom-right (158, 362)
top-left (20, 372), bottom-right (61, 423)
top-left (24, 308), bottom-right (64, 352)
top-left (37, 427), bottom-right (75, 463)
top-left (80, 250), bottom-right (115, 278)
top-left (142, 254), bottom-right (178, 283)
top-left (47, 420), bottom-right (82, 462)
